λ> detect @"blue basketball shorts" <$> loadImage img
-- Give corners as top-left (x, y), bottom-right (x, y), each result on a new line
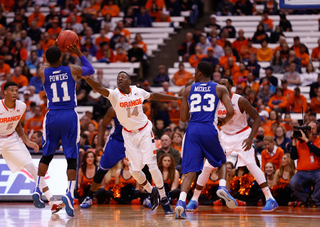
top-left (99, 136), bottom-right (125, 170)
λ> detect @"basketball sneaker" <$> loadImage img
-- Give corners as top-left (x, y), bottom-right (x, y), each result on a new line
top-left (160, 197), bottom-right (174, 216)
top-left (62, 192), bottom-right (75, 217)
top-left (150, 186), bottom-right (159, 211)
top-left (80, 196), bottom-right (93, 208)
top-left (216, 186), bottom-right (238, 209)
top-left (261, 198), bottom-right (278, 212)
top-left (32, 186), bottom-right (45, 208)
top-left (143, 197), bottom-right (151, 208)
top-left (186, 199), bottom-right (199, 211)
top-left (175, 200), bottom-right (187, 219)
top-left (49, 200), bottom-right (65, 214)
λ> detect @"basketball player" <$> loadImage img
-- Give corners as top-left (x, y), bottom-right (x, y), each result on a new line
top-left (186, 77), bottom-right (279, 212)
top-left (0, 82), bottom-right (62, 214)
top-left (175, 62), bottom-right (237, 219)
top-left (80, 107), bottom-right (125, 208)
top-left (82, 72), bottom-right (181, 216)
top-left (32, 43), bottom-right (95, 217)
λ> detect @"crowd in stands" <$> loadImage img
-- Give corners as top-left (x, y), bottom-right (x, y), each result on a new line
top-left (1, 0), bottom-right (320, 208)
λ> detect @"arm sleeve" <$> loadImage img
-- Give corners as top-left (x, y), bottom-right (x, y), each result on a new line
top-left (80, 55), bottom-right (95, 76)
top-left (290, 146), bottom-right (299, 160)
top-left (307, 141), bottom-right (320, 157)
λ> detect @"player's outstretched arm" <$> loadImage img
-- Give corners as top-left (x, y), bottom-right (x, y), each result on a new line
top-left (180, 86), bottom-right (191, 122)
top-left (238, 97), bottom-right (261, 151)
top-left (66, 43), bottom-right (95, 78)
top-left (148, 92), bottom-right (182, 101)
top-left (217, 85), bottom-right (234, 126)
top-left (15, 122), bottom-right (39, 153)
top-left (83, 76), bottom-right (110, 97)
top-left (96, 107), bottom-right (116, 156)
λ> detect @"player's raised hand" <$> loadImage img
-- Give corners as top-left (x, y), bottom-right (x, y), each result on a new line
top-left (242, 138), bottom-right (253, 151)
top-left (54, 40), bottom-right (59, 47)
top-left (26, 141), bottom-right (39, 153)
top-left (66, 43), bottom-right (81, 55)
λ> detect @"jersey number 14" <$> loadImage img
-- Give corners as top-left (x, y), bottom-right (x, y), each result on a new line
top-left (50, 82), bottom-right (71, 102)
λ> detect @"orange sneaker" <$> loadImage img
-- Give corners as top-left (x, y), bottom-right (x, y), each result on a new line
top-left (235, 199), bottom-right (246, 206)
top-left (49, 201), bottom-right (65, 214)
top-left (213, 199), bottom-right (223, 206)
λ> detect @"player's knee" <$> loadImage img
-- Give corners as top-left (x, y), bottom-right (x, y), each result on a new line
top-left (147, 163), bottom-right (159, 172)
top-left (40, 155), bottom-right (54, 165)
top-left (93, 169), bottom-right (108, 184)
top-left (67, 158), bottom-right (77, 170)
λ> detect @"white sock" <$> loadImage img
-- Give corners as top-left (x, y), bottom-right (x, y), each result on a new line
top-left (158, 187), bottom-right (166, 199)
top-left (143, 182), bottom-right (153, 193)
top-left (179, 191), bottom-right (187, 202)
top-left (219, 179), bottom-right (226, 187)
top-left (191, 189), bottom-right (201, 202)
top-left (44, 190), bottom-right (53, 202)
top-left (262, 187), bottom-right (274, 200)
top-left (67, 181), bottom-right (76, 198)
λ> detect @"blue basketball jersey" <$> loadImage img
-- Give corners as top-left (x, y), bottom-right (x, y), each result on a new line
top-left (110, 116), bottom-right (123, 141)
top-left (188, 81), bottom-right (219, 123)
top-left (44, 66), bottom-right (76, 110)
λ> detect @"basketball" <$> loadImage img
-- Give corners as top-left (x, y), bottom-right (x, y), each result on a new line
top-left (57, 30), bottom-right (79, 51)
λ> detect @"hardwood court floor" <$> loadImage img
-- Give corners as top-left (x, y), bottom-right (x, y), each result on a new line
top-left (0, 203), bottom-right (320, 227)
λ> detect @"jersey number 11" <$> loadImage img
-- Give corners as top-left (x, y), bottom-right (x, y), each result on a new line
top-left (51, 82), bottom-right (71, 103)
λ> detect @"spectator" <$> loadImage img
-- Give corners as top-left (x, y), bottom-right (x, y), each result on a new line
top-left (76, 80), bottom-right (87, 106)
top-left (62, 52), bottom-right (76, 66)
top-left (241, 71), bottom-right (259, 92)
top-left (297, 44), bottom-right (310, 67)
top-left (32, 131), bottom-right (43, 149)
top-left (274, 126), bottom-right (292, 153)
top-left (114, 36), bottom-right (130, 52)
top-left (264, 0), bottom-right (278, 15)
top-left (160, 81), bottom-right (174, 96)
top-left (0, 55), bottom-right (10, 81)
top-left (200, 47), bottom-right (219, 67)
top-left (279, 14), bottom-right (292, 32)
top-left (168, 100), bottom-right (180, 126)
top-left (211, 37), bottom-right (225, 59)
top-left (310, 74), bottom-right (320, 99)
top-left (217, 0), bottom-right (234, 16)
top-left (224, 57), bottom-right (240, 84)
top-left (220, 19), bottom-right (236, 38)
top-left (153, 65), bottom-right (169, 86)
top-left (41, 32), bottom-right (55, 54)
top-left (0, 45), bottom-right (14, 68)
top-left (80, 27), bottom-right (96, 46)
top-left (283, 62), bottom-right (300, 86)
top-left (95, 28), bottom-right (110, 47)
top-left (219, 46), bottom-right (236, 66)
top-left (178, 32), bottom-right (196, 62)
top-left (252, 24), bottom-right (268, 44)
top-left (300, 62), bottom-right (318, 86)
top-left (260, 10), bottom-right (273, 32)
top-left (69, 15), bottom-right (84, 34)
top-left (114, 47), bottom-right (128, 62)
top-left (233, 0), bottom-right (253, 16)
top-left (260, 66), bottom-right (278, 87)
top-left (128, 41), bottom-right (148, 77)
top-left (204, 14), bottom-right (221, 34)
top-left (269, 25), bottom-right (284, 44)
top-left (258, 82), bottom-right (274, 106)
top-left (28, 5), bottom-right (45, 27)
top-left (172, 62), bottom-right (194, 86)
top-left (268, 87), bottom-right (288, 113)
top-left (246, 53), bottom-right (261, 77)
top-left (288, 87), bottom-right (308, 113)
top-left (232, 29), bottom-right (247, 54)
top-left (281, 79), bottom-right (294, 101)
top-left (82, 37), bottom-right (98, 57)
top-left (217, 30), bottom-right (229, 48)
top-left (264, 162), bottom-right (277, 188)
top-left (100, 13), bottom-right (116, 31)
top-left (167, 0), bottom-right (181, 16)
top-left (196, 35), bottom-right (211, 56)
top-left (29, 69), bottom-right (43, 94)
top-left (291, 36), bottom-right (306, 57)
top-left (12, 66), bottom-right (28, 93)
top-left (189, 46), bottom-right (207, 67)
top-left (16, 30), bottom-right (32, 52)
top-left (233, 62), bottom-right (248, 85)
top-left (289, 121), bottom-right (320, 208)
top-left (270, 50), bottom-right (285, 74)
top-left (213, 71), bottom-right (222, 83)
top-left (280, 43), bottom-right (290, 60)
top-left (261, 135), bottom-right (284, 171)
top-left (87, 11), bottom-right (101, 34)
top-left (4, 32), bottom-right (15, 50)
top-left (145, 0), bottom-right (165, 10)
top-left (240, 37), bottom-right (257, 62)
top-left (24, 105), bottom-right (44, 135)
top-left (254, 126), bottom-right (266, 154)
top-left (110, 27), bottom-right (122, 49)
top-left (101, 0), bottom-right (120, 17)
top-left (311, 38), bottom-right (320, 61)
top-left (180, 0), bottom-right (199, 26)
top-left (274, 36), bottom-right (286, 52)
top-left (96, 68), bottom-right (109, 88)
top-left (123, 7), bottom-right (135, 27)
top-left (47, 20), bottom-right (61, 38)
top-left (26, 50), bottom-right (40, 69)
top-left (257, 39), bottom-right (273, 62)
top-left (284, 50), bottom-right (302, 73)
top-left (149, 3), bottom-right (161, 21)
top-left (136, 6), bottom-right (153, 27)
top-left (96, 42), bottom-right (115, 63)
top-left (135, 33), bottom-right (148, 54)
top-left (27, 21), bottom-right (42, 46)
top-left (310, 87), bottom-right (320, 113)
top-left (156, 135), bottom-right (181, 167)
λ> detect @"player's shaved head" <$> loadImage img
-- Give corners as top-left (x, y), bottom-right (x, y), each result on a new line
top-left (197, 62), bottom-right (213, 78)
top-left (46, 46), bottom-right (61, 64)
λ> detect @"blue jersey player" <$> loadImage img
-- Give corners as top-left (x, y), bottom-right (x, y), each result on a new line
top-left (175, 62), bottom-right (238, 219)
top-left (32, 43), bottom-right (95, 217)
top-left (79, 106), bottom-right (126, 208)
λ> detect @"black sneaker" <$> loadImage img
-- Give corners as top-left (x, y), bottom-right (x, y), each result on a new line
top-left (160, 197), bottom-right (174, 216)
top-left (300, 201), bottom-right (309, 208)
top-left (150, 187), bottom-right (159, 211)
top-left (309, 200), bottom-right (317, 208)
